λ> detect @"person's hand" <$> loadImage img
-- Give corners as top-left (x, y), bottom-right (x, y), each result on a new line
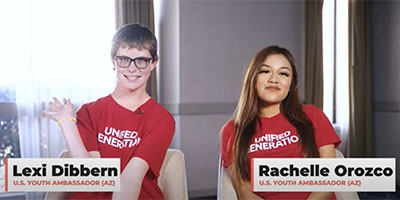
top-left (43, 97), bottom-right (75, 122)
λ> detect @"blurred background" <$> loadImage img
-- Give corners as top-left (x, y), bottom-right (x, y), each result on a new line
top-left (0, 0), bottom-right (399, 199)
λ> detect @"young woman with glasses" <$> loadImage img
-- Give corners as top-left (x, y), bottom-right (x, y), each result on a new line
top-left (44, 24), bottom-right (175, 200)
top-left (220, 46), bottom-right (341, 199)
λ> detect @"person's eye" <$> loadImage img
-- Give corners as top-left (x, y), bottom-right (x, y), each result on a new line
top-left (136, 58), bottom-right (149, 64)
top-left (279, 72), bottom-right (290, 77)
top-left (260, 70), bottom-right (270, 74)
top-left (120, 57), bottom-right (131, 62)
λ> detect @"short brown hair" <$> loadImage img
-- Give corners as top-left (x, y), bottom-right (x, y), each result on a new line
top-left (111, 23), bottom-right (158, 61)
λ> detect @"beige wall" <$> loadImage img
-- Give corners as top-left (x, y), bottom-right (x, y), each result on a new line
top-left (369, 0), bottom-right (400, 185)
top-left (157, 0), bottom-right (305, 197)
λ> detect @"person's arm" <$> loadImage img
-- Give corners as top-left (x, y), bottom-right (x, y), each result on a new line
top-left (111, 157), bottom-right (149, 199)
top-left (227, 166), bottom-right (263, 200)
top-left (44, 97), bottom-right (99, 158)
top-left (111, 112), bottom-right (174, 199)
top-left (220, 121), bottom-right (260, 199)
top-left (307, 144), bottom-right (336, 200)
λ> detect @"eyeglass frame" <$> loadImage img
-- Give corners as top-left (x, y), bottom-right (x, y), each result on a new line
top-left (113, 55), bottom-right (153, 69)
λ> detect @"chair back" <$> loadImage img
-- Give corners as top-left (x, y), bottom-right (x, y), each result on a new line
top-left (158, 149), bottom-right (189, 200)
top-left (334, 149), bottom-right (360, 200)
top-left (217, 156), bottom-right (238, 200)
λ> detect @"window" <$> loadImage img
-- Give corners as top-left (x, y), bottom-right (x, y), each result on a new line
top-left (0, 88), bottom-right (20, 160)
top-left (0, 89), bottom-right (20, 193)
top-left (0, 0), bottom-right (115, 194)
top-left (322, 0), bottom-right (349, 147)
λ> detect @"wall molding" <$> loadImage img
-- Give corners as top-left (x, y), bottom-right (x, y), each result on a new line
top-left (161, 102), bottom-right (237, 115)
top-left (163, 101), bottom-right (400, 115)
top-left (374, 101), bottom-right (400, 112)
top-left (188, 188), bottom-right (217, 198)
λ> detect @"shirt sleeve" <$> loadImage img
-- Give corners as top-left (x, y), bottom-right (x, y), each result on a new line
top-left (76, 104), bottom-right (100, 152)
top-left (220, 120), bottom-right (235, 168)
top-left (309, 106), bottom-right (342, 148)
top-left (133, 113), bottom-right (175, 178)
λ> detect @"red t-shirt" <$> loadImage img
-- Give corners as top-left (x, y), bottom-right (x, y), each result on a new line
top-left (221, 105), bottom-right (341, 200)
top-left (68, 95), bottom-right (175, 200)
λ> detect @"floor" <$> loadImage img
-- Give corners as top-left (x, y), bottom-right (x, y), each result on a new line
top-left (190, 187), bottom-right (400, 200)
top-left (358, 190), bottom-right (400, 199)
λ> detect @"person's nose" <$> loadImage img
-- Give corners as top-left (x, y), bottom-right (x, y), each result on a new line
top-left (127, 63), bottom-right (138, 72)
top-left (267, 72), bottom-right (278, 83)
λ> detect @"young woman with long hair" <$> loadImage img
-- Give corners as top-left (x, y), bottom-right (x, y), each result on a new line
top-left (220, 45), bottom-right (341, 199)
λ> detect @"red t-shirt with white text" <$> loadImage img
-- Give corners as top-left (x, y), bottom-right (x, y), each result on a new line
top-left (68, 95), bottom-right (175, 200)
top-left (221, 105), bottom-right (341, 200)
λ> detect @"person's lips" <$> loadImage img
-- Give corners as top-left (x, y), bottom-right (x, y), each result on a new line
top-left (265, 86), bottom-right (280, 91)
top-left (124, 74), bottom-right (141, 81)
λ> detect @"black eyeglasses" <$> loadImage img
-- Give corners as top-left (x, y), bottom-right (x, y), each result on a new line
top-left (114, 56), bottom-right (153, 69)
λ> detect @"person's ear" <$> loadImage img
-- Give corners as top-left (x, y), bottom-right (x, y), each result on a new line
top-left (150, 59), bottom-right (158, 71)
top-left (112, 58), bottom-right (116, 70)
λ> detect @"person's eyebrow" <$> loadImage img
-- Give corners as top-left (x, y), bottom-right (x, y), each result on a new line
top-left (260, 64), bottom-right (291, 71)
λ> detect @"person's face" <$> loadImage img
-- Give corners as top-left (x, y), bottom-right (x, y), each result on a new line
top-left (256, 54), bottom-right (293, 106)
top-left (113, 46), bottom-right (156, 91)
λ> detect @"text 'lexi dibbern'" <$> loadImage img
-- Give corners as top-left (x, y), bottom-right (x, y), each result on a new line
top-left (13, 164), bottom-right (118, 177)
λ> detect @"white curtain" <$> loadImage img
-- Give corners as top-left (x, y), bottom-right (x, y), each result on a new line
top-left (322, 0), bottom-right (350, 154)
top-left (334, 0), bottom-right (350, 155)
top-left (1, 2), bottom-right (115, 197)
top-left (1, 0), bottom-right (115, 159)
